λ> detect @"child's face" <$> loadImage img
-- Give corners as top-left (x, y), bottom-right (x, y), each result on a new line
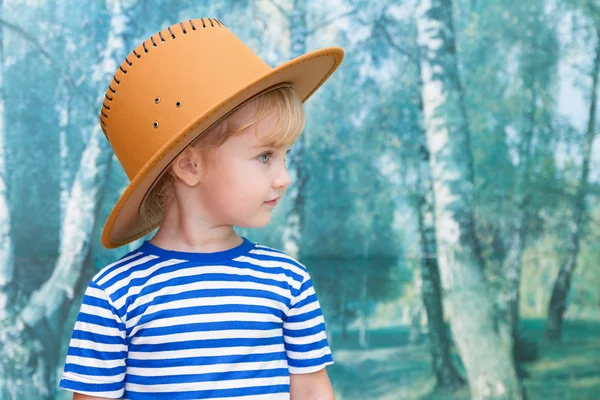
top-left (177, 108), bottom-right (293, 229)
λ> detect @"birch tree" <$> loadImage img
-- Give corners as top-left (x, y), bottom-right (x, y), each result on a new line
top-left (265, 0), bottom-right (358, 258)
top-left (415, 0), bottom-right (523, 398)
top-left (546, 3), bottom-right (600, 341)
top-left (0, 0), bottom-right (15, 322)
top-left (374, 5), bottom-right (465, 389)
top-left (0, 0), bottom-right (127, 396)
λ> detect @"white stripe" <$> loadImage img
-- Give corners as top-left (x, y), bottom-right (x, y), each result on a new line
top-left (84, 285), bottom-right (110, 301)
top-left (291, 285), bottom-right (315, 307)
top-left (124, 376), bottom-right (289, 393)
top-left (287, 347), bottom-right (332, 359)
top-left (96, 255), bottom-right (159, 287)
top-left (59, 387), bottom-right (124, 398)
top-left (283, 315), bottom-right (325, 331)
top-left (126, 359), bottom-right (287, 377)
top-left (128, 295), bottom-right (285, 329)
top-left (126, 280), bottom-right (292, 329)
top-left (120, 263), bottom-right (299, 307)
top-left (130, 311), bottom-right (282, 337)
top-left (130, 327), bottom-right (282, 345)
top-left (129, 343), bottom-right (285, 360)
top-left (286, 299), bottom-right (319, 317)
top-left (180, 393), bottom-right (287, 400)
top-left (91, 251), bottom-right (145, 282)
top-left (65, 355), bottom-right (125, 369)
top-left (73, 320), bottom-right (125, 338)
top-left (61, 372), bottom-right (124, 397)
top-left (251, 245), bottom-right (290, 258)
top-left (62, 370), bottom-right (126, 382)
top-left (283, 330), bottom-right (327, 345)
top-left (70, 338), bottom-right (126, 353)
top-left (106, 258), bottom-right (186, 296)
top-left (236, 256), bottom-right (305, 282)
top-left (79, 303), bottom-right (118, 321)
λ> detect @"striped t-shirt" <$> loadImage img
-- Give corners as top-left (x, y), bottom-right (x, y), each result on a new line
top-left (59, 237), bottom-right (333, 399)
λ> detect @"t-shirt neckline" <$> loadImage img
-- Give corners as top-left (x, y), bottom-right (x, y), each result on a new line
top-left (139, 236), bottom-right (255, 262)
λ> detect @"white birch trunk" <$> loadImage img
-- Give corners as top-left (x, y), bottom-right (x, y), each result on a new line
top-left (0, 0), bottom-right (15, 321)
top-left (358, 271), bottom-right (369, 349)
top-left (0, 1), bottom-right (125, 397)
top-left (416, 0), bottom-right (523, 398)
top-left (18, 124), bottom-right (112, 328)
top-left (546, 32), bottom-right (600, 341)
top-left (282, 0), bottom-right (308, 258)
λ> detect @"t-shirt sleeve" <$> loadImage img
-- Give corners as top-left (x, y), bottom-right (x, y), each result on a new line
top-left (59, 280), bottom-right (127, 398)
top-left (283, 271), bottom-right (334, 374)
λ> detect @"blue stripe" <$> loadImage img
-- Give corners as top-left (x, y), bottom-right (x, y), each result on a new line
top-left (283, 322), bottom-right (327, 338)
top-left (251, 248), bottom-right (305, 269)
top-left (127, 288), bottom-right (289, 321)
top-left (127, 351), bottom-right (287, 368)
top-left (81, 291), bottom-right (113, 310)
top-left (284, 338), bottom-right (330, 353)
top-left (129, 336), bottom-right (283, 352)
top-left (93, 252), bottom-right (148, 285)
top-left (67, 346), bottom-right (127, 360)
top-left (134, 320), bottom-right (281, 338)
top-left (294, 292), bottom-right (317, 309)
top-left (71, 329), bottom-right (125, 345)
top-left (126, 367), bottom-right (289, 385)
top-left (137, 304), bottom-right (282, 327)
top-left (137, 273), bottom-right (289, 300)
top-left (102, 258), bottom-right (183, 293)
top-left (230, 258), bottom-right (305, 281)
top-left (288, 353), bottom-right (334, 368)
top-left (77, 312), bottom-right (125, 330)
top-left (126, 384), bottom-right (289, 399)
top-left (108, 258), bottom-right (304, 301)
top-left (61, 242), bottom-right (334, 398)
top-left (285, 307), bottom-right (322, 323)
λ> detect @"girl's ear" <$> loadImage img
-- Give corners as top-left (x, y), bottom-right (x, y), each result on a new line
top-left (172, 147), bottom-right (203, 186)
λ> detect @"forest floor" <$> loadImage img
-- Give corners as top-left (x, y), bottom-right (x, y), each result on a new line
top-left (328, 318), bottom-right (600, 400)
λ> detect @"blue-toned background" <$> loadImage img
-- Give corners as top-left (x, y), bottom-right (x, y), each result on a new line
top-left (0, 0), bottom-right (599, 398)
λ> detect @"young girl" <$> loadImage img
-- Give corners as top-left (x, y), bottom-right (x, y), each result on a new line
top-left (59, 17), bottom-right (343, 400)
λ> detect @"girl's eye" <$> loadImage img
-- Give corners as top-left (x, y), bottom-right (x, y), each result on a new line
top-left (258, 149), bottom-right (291, 164)
top-left (258, 152), bottom-right (272, 163)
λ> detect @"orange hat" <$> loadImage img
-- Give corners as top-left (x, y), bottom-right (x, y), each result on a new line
top-left (99, 18), bottom-right (344, 249)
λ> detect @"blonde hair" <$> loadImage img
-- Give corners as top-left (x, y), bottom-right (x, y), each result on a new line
top-left (139, 86), bottom-right (306, 229)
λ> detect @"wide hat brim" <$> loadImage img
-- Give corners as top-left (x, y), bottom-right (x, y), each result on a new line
top-left (100, 20), bottom-right (344, 249)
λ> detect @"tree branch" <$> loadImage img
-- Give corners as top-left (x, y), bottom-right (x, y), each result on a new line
top-left (306, 7), bottom-right (359, 36)
top-left (378, 22), bottom-right (419, 66)
top-left (264, 0), bottom-right (289, 20)
top-left (0, 17), bottom-right (96, 111)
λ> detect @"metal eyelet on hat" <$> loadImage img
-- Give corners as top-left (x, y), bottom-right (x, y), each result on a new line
top-left (98, 17), bottom-right (229, 153)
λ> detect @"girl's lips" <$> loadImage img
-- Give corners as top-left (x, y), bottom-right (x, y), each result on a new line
top-left (265, 196), bottom-right (281, 205)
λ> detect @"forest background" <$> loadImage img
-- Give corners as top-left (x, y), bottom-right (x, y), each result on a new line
top-left (0, 0), bottom-right (598, 399)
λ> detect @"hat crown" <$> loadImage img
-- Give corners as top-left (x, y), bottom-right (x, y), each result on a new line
top-left (100, 18), bottom-right (273, 180)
